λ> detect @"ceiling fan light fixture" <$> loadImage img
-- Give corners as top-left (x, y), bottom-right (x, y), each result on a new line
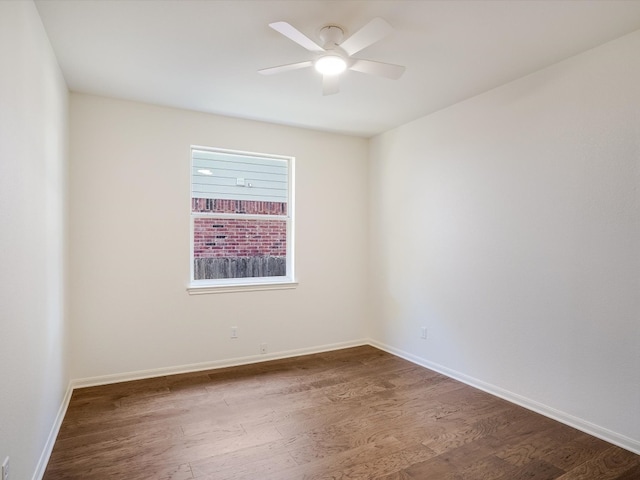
top-left (261, 18), bottom-right (405, 94)
top-left (315, 55), bottom-right (347, 75)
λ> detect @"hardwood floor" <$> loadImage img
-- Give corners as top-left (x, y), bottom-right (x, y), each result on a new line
top-left (44, 346), bottom-right (639, 479)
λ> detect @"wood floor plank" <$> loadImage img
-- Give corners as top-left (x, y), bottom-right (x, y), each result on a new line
top-left (193, 451), bottom-right (298, 480)
top-left (298, 444), bottom-right (438, 480)
top-left (494, 422), bottom-right (582, 467)
top-left (43, 346), bottom-right (639, 480)
top-left (615, 463), bottom-right (640, 479)
top-left (543, 433), bottom-right (613, 471)
top-left (440, 454), bottom-right (518, 480)
top-left (554, 446), bottom-right (640, 480)
top-left (373, 471), bottom-right (414, 480)
top-left (252, 435), bottom-right (407, 480)
top-left (189, 443), bottom-right (297, 478)
top-left (494, 459), bottom-right (565, 480)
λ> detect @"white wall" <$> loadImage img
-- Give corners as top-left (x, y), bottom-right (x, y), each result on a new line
top-left (0, 2), bottom-right (69, 479)
top-left (69, 94), bottom-right (368, 380)
top-left (369, 30), bottom-right (640, 450)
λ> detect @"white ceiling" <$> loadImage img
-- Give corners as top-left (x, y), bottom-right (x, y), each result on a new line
top-left (35, 0), bottom-right (640, 138)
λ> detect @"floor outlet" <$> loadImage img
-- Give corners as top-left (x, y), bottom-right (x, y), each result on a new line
top-left (231, 327), bottom-right (238, 339)
top-left (2, 457), bottom-right (9, 480)
top-left (421, 327), bottom-right (427, 340)
top-left (260, 343), bottom-right (268, 354)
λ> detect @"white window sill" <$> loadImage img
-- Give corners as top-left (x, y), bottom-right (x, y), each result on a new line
top-left (187, 280), bottom-right (298, 295)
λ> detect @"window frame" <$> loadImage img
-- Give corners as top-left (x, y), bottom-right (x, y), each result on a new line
top-left (187, 145), bottom-right (296, 294)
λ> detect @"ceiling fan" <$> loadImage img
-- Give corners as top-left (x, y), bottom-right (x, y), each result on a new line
top-left (258, 17), bottom-right (406, 95)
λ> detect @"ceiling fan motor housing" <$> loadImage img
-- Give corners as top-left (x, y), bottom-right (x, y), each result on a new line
top-left (318, 25), bottom-right (345, 49)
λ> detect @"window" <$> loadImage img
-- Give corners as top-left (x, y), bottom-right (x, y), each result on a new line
top-left (189, 146), bottom-right (295, 292)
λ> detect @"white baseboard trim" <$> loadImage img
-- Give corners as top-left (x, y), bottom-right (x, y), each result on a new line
top-left (32, 381), bottom-right (74, 480)
top-left (368, 339), bottom-right (640, 455)
top-left (72, 338), bottom-right (369, 389)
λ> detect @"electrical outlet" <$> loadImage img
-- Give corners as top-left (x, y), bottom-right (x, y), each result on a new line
top-left (260, 343), bottom-right (268, 354)
top-left (2, 456), bottom-right (9, 480)
top-left (231, 327), bottom-right (238, 339)
top-left (421, 326), bottom-right (427, 340)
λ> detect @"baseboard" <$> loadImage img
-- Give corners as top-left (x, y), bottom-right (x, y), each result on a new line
top-left (368, 339), bottom-right (640, 455)
top-left (32, 381), bottom-right (74, 480)
top-left (72, 338), bottom-right (369, 389)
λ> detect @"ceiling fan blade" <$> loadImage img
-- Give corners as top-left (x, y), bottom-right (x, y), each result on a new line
top-left (349, 59), bottom-right (405, 80)
top-left (269, 21), bottom-right (325, 53)
top-left (322, 74), bottom-right (340, 96)
top-left (258, 61), bottom-right (313, 75)
top-left (340, 17), bottom-right (393, 56)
